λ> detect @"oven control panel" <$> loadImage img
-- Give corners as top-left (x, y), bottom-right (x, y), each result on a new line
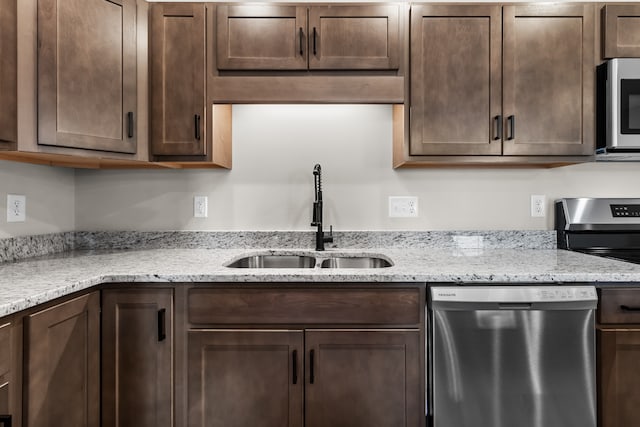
top-left (611, 204), bottom-right (640, 217)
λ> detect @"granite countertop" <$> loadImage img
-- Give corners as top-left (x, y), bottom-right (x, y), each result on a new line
top-left (2, 245), bottom-right (640, 318)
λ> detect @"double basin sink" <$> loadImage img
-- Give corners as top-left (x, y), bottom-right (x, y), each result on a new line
top-left (226, 253), bottom-right (393, 269)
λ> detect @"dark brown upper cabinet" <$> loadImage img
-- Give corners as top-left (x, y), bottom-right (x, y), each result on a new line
top-left (217, 5), bottom-right (308, 71)
top-left (502, 4), bottom-right (594, 156)
top-left (308, 5), bottom-right (399, 70)
top-left (0, 0), bottom-right (17, 149)
top-left (150, 3), bottom-right (206, 157)
top-left (149, 3), bottom-right (232, 167)
top-left (408, 3), bottom-right (595, 160)
top-left (217, 4), bottom-right (400, 72)
top-left (602, 4), bottom-right (640, 58)
top-left (410, 5), bottom-right (502, 156)
top-left (37, 0), bottom-right (137, 154)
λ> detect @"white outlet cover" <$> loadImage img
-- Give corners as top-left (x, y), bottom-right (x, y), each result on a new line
top-left (194, 196), bottom-right (208, 218)
top-left (7, 194), bottom-right (26, 223)
top-left (530, 195), bottom-right (546, 218)
top-left (389, 196), bottom-right (418, 218)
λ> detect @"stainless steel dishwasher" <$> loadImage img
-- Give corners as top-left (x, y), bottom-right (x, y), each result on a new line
top-left (429, 285), bottom-right (597, 427)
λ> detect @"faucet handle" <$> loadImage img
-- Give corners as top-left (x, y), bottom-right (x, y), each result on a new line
top-left (324, 225), bottom-right (334, 244)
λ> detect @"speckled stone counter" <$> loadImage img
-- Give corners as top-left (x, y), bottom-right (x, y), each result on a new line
top-left (2, 243), bottom-right (640, 318)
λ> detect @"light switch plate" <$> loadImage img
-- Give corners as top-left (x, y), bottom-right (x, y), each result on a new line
top-left (7, 194), bottom-right (26, 222)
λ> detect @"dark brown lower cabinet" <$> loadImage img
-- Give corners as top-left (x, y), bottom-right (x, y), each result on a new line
top-left (102, 289), bottom-right (173, 427)
top-left (188, 329), bottom-right (420, 427)
top-left (598, 329), bottom-right (640, 426)
top-left (0, 321), bottom-right (14, 427)
top-left (305, 330), bottom-right (420, 427)
top-left (25, 292), bottom-right (100, 427)
top-left (188, 330), bottom-right (304, 427)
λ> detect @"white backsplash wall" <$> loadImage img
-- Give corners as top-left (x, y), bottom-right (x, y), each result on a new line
top-left (74, 105), bottom-right (640, 231)
top-left (0, 160), bottom-right (75, 237)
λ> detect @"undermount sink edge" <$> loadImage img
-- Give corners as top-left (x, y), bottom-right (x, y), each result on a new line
top-left (224, 252), bottom-right (394, 269)
top-left (225, 254), bottom-right (317, 269)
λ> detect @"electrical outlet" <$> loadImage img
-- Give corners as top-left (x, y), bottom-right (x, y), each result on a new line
top-left (531, 195), bottom-right (546, 218)
top-left (194, 196), bottom-right (208, 218)
top-left (7, 194), bottom-right (26, 223)
top-left (389, 196), bottom-right (418, 218)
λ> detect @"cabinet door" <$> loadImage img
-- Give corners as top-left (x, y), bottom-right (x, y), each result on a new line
top-left (37, 0), bottom-right (137, 153)
top-left (217, 5), bottom-right (307, 70)
top-left (503, 4), bottom-right (595, 156)
top-left (188, 330), bottom-right (303, 427)
top-left (150, 3), bottom-right (206, 157)
top-left (308, 5), bottom-right (399, 70)
top-left (0, 322), bottom-right (12, 426)
top-left (0, 0), bottom-right (17, 146)
top-left (102, 289), bottom-right (173, 427)
top-left (25, 292), bottom-right (100, 427)
top-left (305, 330), bottom-right (421, 427)
top-left (602, 5), bottom-right (640, 58)
top-left (410, 5), bottom-right (502, 155)
top-left (599, 329), bottom-right (640, 427)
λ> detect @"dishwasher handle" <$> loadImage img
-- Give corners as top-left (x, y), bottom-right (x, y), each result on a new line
top-left (499, 303), bottom-right (532, 310)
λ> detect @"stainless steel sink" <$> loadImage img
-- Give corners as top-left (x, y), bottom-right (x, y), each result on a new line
top-left (226, 254), bottom-right (316, 268)
top-left (320, 256), bottom-right (392, 269)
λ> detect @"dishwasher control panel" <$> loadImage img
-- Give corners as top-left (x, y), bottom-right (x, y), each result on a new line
top-left (431, 286), bottom-right (598, 303)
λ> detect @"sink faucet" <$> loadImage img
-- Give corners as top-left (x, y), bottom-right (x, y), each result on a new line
top-left (311, 164), bottom-right (333, 251)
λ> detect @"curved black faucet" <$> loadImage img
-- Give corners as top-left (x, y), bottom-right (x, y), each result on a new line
top-left (311, 164), bottom-right (333, 251)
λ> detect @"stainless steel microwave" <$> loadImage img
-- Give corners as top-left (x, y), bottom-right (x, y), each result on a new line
top-left (597, 58), bottom-right (640, 159)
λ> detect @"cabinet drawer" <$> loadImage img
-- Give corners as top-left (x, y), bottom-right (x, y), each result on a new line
top-left (188, 287), bottom-right (421, 326)
top-left (599, 288), bottom-right (640, 324)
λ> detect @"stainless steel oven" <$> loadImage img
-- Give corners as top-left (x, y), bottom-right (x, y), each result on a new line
top-left (597, 59), bottom-right (640, 158)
